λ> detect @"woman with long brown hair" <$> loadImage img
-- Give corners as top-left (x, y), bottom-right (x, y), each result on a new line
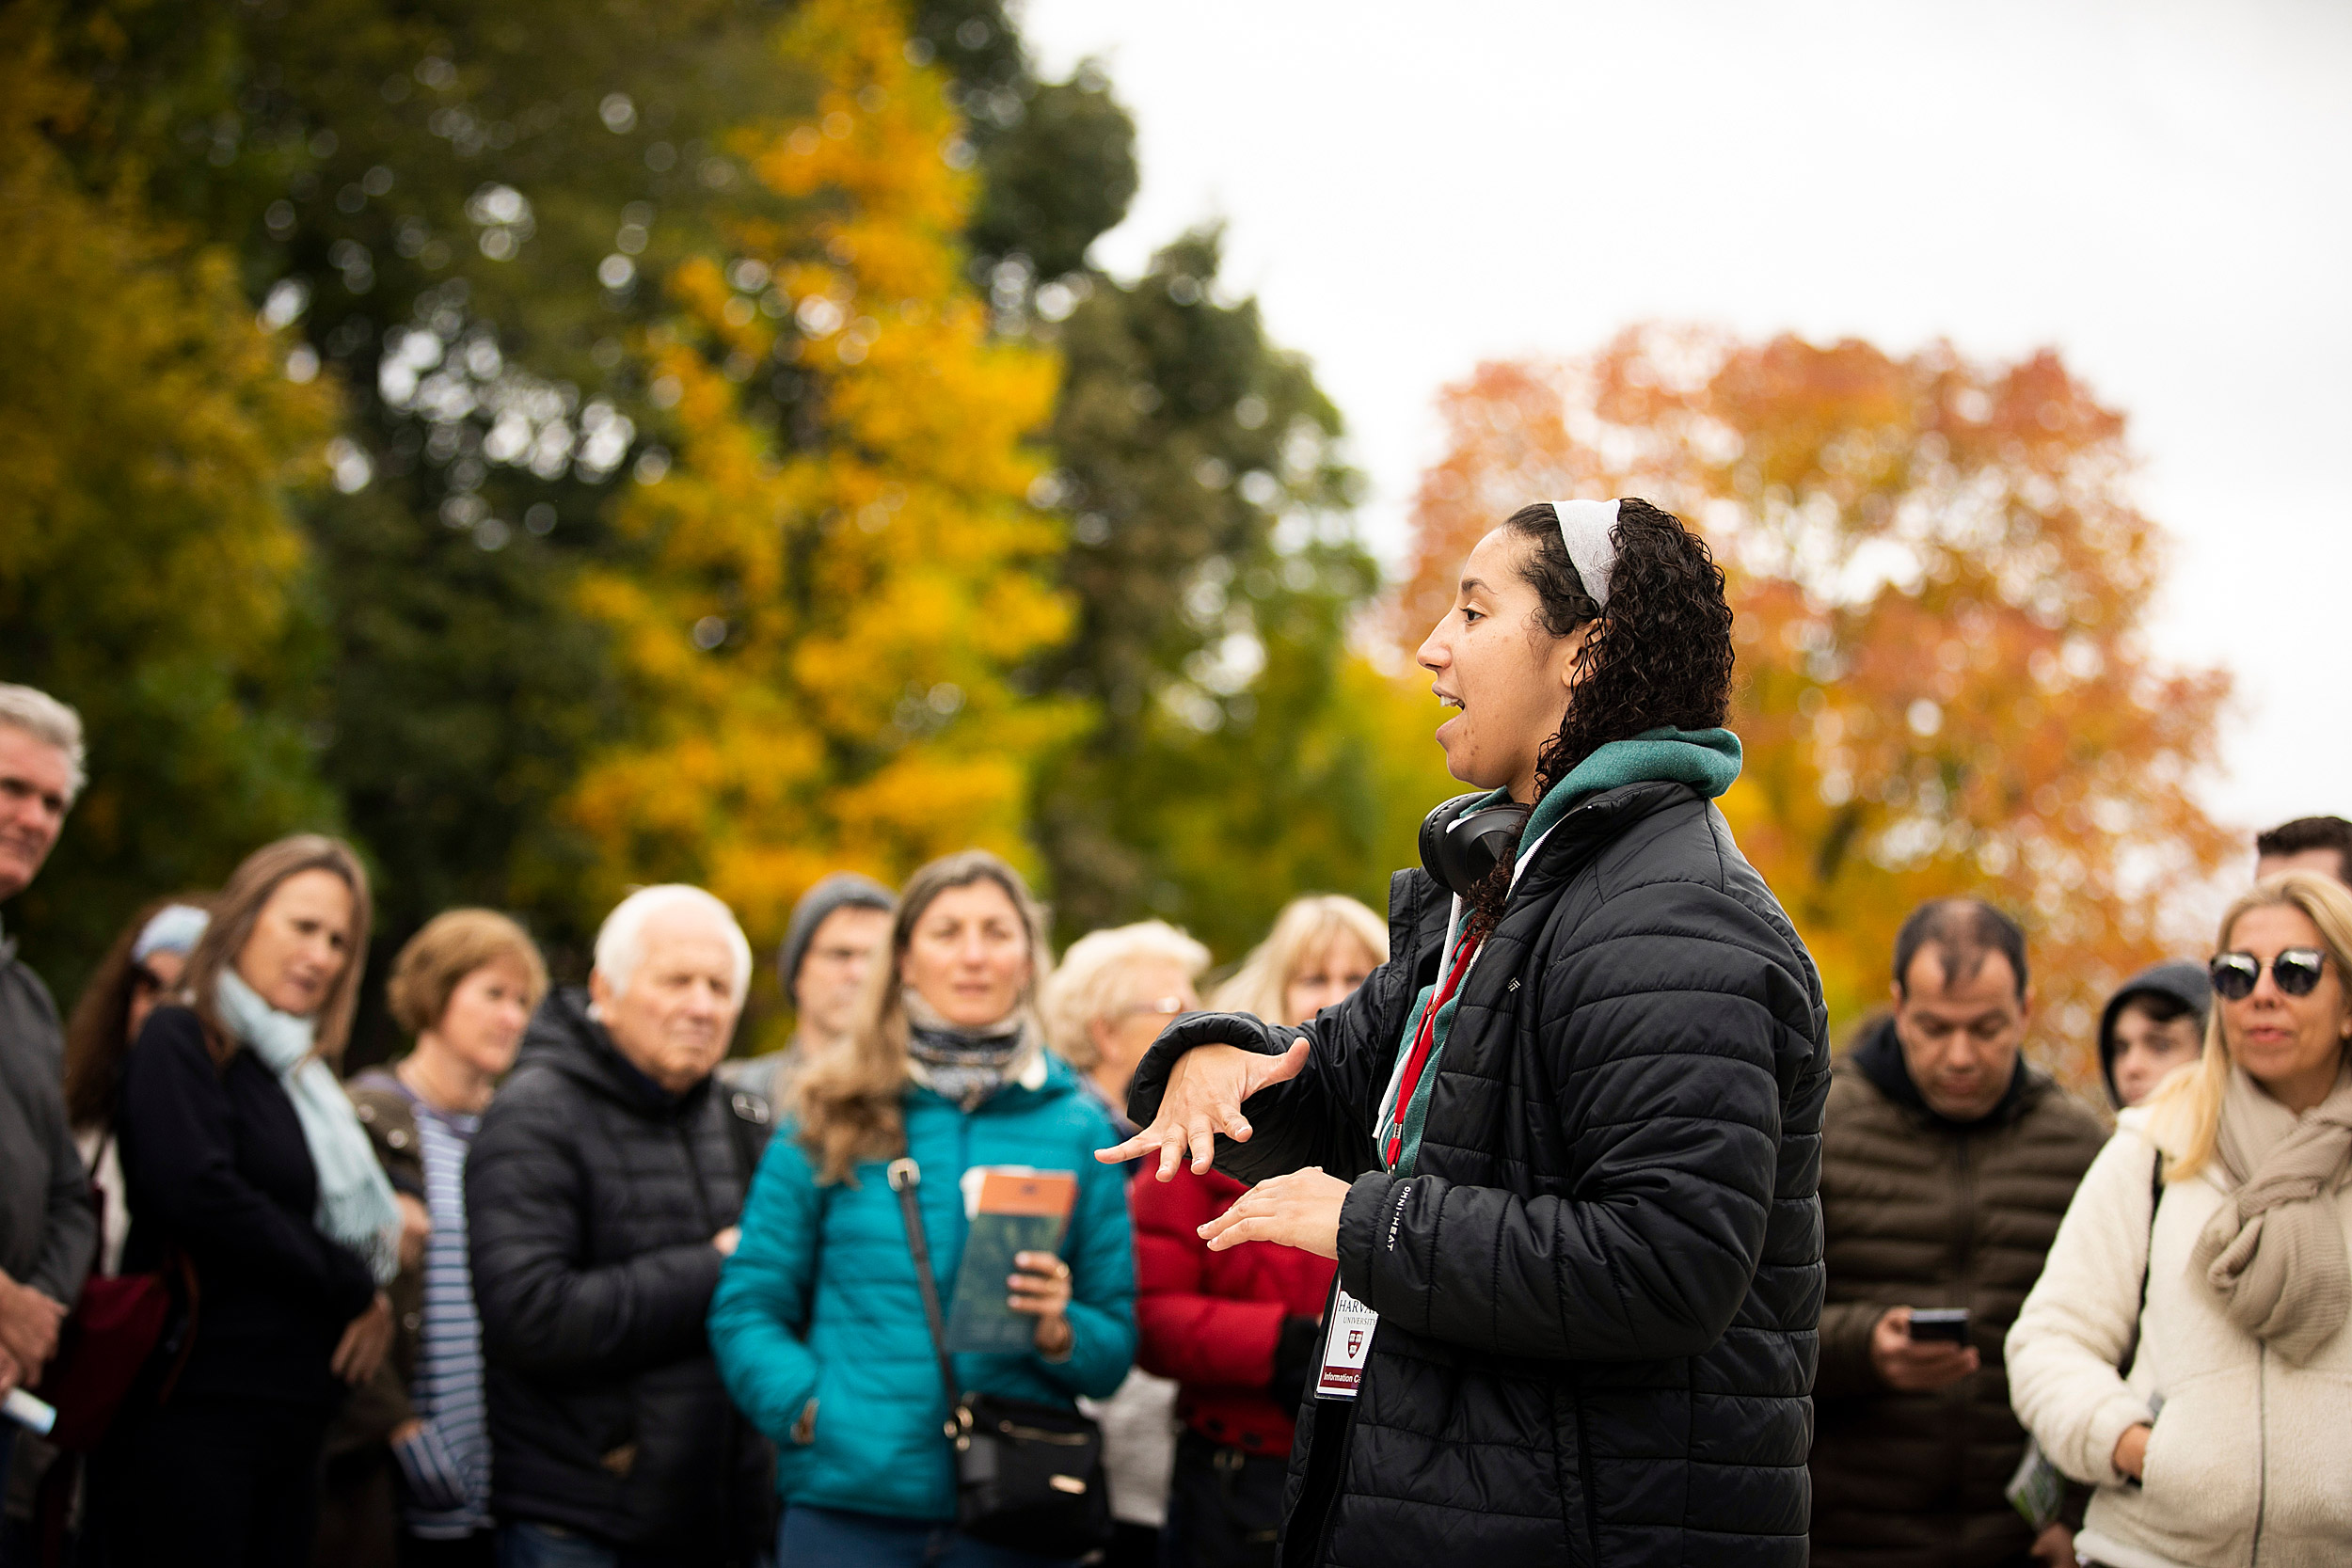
top-left (710, 850), bottom-right (1136, 1567)
top-left (91, 835), bottom-right (402, 1568)
top-left (2010, 870), bottom-right (2352, 1566)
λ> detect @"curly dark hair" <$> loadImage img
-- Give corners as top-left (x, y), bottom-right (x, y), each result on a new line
top-left (1464, 499), bottom-right (1735, 927)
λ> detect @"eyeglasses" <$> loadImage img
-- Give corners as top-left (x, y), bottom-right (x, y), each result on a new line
top-left (1119, 996), bottom-right (1189, 1020)
top-left (2209, 948), bottom-right (2329, 1002)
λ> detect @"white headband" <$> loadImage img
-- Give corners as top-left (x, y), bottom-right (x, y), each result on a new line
top-left (1550, 499), bottom-right (1621, 610)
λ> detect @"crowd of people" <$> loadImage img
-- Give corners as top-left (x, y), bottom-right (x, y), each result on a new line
top-left (1, 496), bottom-right (2349, 1568)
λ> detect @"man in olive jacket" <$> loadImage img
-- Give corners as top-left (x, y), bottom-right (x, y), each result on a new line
top-left (1812, 901), bottom-right (2105, 1568)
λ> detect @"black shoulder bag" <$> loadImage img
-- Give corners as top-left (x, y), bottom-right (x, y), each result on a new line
top-left (888, 1157), bottom-right (1111, 1557)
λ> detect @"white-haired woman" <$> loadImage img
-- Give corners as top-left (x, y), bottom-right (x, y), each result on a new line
top-left (1043, 920), bottom-right (1213, 1139)
top-left (1039, 922), bottom-right (1211, 1567)
top-left (1128, 896), bottom-right (1387, 1568)
top-left (2009, 870), bottom-right (2352, 1566)
top-left (711, 851), bottom-right (1136, 1567)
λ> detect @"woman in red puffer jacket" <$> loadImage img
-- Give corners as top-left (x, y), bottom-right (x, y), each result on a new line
top-left (1134, 896), bottom-right (1386, 1568)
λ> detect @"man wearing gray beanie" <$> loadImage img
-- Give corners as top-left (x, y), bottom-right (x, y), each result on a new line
top-left (723, 872), bottom-right (896, 1106)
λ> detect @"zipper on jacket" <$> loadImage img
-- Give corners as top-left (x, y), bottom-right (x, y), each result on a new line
top-left (1947, 1131), bottom-right (1976, 1504)
top-left (1574, 1389), bottom-right (1602, 1566)
top-left (678, 1122), bottom-right (718, 1234)
top-left (2250, 1343), bottom-right (2268, 1565)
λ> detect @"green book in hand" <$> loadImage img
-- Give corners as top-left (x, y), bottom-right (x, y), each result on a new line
top-left (945, 1166), bottom-right (1078, 1354)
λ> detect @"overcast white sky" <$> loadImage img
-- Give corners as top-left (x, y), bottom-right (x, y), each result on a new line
top-left (1023, 0), bottom-right (2352, 850)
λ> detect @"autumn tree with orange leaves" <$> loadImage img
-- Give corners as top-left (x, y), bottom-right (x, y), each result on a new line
top-left (1400, 328), bottom-right (2233, 1088)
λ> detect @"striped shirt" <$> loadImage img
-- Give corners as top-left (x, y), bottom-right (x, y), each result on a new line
top-left (388, 1091), bottom-right (492, 1538)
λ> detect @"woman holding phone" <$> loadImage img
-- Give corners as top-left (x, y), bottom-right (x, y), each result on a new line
top-left (710, 851), bottom-right (1136, 1568)
top-left (1102, 500), bottom-right (1833, 1567)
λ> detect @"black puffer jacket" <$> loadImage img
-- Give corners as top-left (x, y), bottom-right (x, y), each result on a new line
top-left (1132, 782), bottom-right (1833, 1568)
top-left (468, 989), bottom-right (771, 1560)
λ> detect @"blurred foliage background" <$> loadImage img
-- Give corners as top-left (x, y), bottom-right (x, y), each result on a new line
top-left (2, 0), bottom-right (2225, 1089)
top-left (1397, 332), bottom-right (2233, 1087)
top-left (2, 0), bottom-right (1454, 1058)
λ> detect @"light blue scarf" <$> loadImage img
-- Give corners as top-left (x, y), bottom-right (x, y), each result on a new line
top-left (215, 968), bottom-right (403, 1286)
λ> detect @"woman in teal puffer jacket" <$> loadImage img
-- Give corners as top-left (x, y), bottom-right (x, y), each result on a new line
top-left (710, 850), bottom-right (1136, 1567)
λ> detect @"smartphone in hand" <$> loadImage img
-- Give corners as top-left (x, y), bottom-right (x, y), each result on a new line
top-left (1907, 1307), bottom-right (1971, 1343)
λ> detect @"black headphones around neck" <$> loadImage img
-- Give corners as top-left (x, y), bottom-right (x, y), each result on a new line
top-left (1418, 793), bottom-right (1533, 899)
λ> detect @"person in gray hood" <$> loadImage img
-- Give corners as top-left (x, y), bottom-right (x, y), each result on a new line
top-left (720, 872), bottom-right (894, 1107)
top-left (0, 685), bottom-right (97, 1481)
top-left (2097, 959), bottom-right (2211, 1109)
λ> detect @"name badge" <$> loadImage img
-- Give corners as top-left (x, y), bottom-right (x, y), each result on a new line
top-left (1315, 1288), bottom-right (1379, 1399)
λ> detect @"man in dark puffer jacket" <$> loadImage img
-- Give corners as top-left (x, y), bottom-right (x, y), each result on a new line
top-left (1111, 500), bottom-right (1833, 1568)
top-left (469, 886), bottom-right (772, 1564)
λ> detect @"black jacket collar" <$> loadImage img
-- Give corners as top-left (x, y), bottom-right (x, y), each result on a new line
top-left (520, 986), bottom-right (710, 1119)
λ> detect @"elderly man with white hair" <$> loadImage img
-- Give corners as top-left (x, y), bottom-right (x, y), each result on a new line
top-left (467, 885), bottom-right (775, 1567)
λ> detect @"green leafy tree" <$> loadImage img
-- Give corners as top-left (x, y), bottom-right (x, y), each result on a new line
top-left (0, 19), bottom-right (339, 997)
top-left (48, 0), bottom-right (803, 984)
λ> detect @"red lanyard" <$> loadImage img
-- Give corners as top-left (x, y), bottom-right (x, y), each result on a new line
top-left (1383, 933), bottom-right (1482, 1168)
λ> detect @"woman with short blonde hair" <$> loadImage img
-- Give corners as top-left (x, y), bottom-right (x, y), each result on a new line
top-left (1038, 921), bottom-right (1210, 1560)
top-left (328, 909), bottom-right (547, 1560)
top-left (2009, 870), bottom-right (2352, 1566)
top-left (1209, 895), bottom-right (1387, 1028)
top-left (1042, 920), bottom-right (1210, 1085)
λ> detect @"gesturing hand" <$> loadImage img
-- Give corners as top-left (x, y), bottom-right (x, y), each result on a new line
top-left (1095, 1039), bottom-right (1311, 1181)
top-left (1199, 1167), bottom-right (1349, 1259)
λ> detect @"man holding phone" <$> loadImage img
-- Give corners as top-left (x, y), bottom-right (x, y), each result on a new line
top-left (1812, 901), bottom-right (2105, 1568)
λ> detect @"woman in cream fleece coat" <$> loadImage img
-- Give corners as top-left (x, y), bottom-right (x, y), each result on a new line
top-left (2008, 871), bottom-right (2352, 1568)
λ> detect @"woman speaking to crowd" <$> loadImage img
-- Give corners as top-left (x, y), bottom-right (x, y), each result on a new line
top-left (1102, 499), bottom-right (1834, 1567)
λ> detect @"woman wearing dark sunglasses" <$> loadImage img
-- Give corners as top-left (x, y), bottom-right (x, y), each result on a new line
top-left (2009, 869), bottom-right (2352, 1567)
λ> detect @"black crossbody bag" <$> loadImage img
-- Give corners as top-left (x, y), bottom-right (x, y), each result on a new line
top-left (888, 1156), bottom-right (1111, 1557)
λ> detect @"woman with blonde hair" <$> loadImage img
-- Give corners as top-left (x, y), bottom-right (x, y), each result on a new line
top-left (1042, 920), bottom-right (1212, 1133)
top-left (710, 850), bottom-right (1136, 1566)
top-left (1134, 895), bottom-right (1385, 1568)
top-left (1038, 922), bottom-right (1210, 1567)
top-left (2009, 870), bottom-right (2352, 1566)
top-left (1209, 895), bottom-right (1387, 1027)
top-left (95, 835), bottom-right (400, 1568)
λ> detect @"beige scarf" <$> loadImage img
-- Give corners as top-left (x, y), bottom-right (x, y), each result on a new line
top-left (2189, 1065), bottom-right (2352, 1363)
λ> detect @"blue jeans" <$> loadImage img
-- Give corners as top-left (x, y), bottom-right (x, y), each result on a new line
top-left (776, 1506), bottom-right (1078, 1568)
top-left (498, 1520), bottom-right (771, 1568)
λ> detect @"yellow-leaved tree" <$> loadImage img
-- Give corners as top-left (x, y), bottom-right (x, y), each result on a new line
top-left (558, 0), bottom-right (1073, 1000)
top-left (0, 15), bottom-right (339, 992)
top-left (1400, 330), bottom-right (2233, 1089)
